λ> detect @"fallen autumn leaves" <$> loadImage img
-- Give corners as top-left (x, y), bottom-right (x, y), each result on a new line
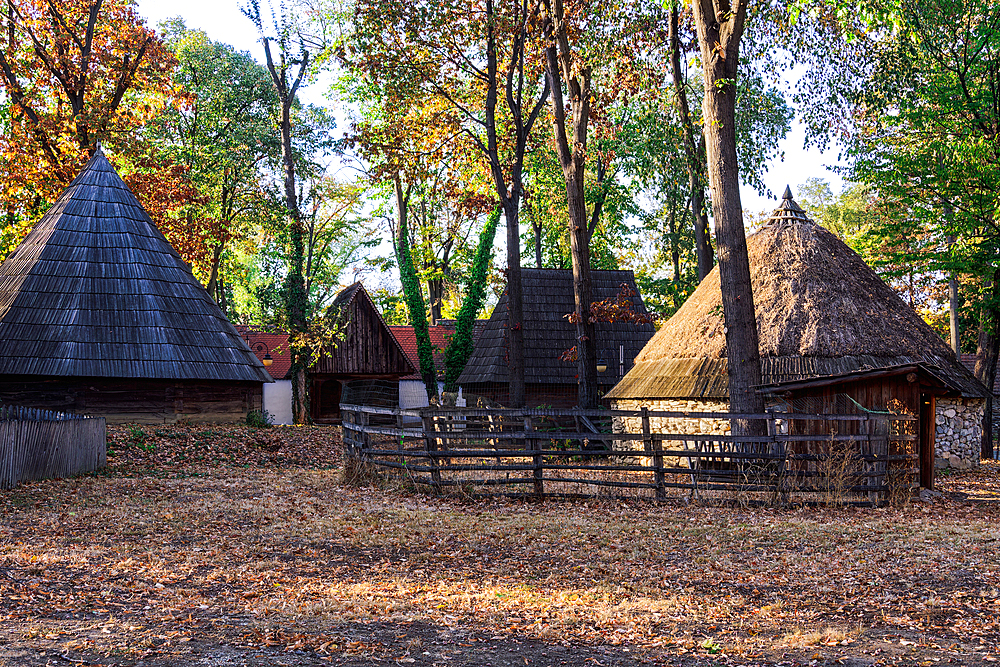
top-left (0, 423), bottom-right (998, 666)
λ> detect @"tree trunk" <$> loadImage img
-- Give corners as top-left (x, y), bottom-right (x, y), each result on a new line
top-left (534, 221), bottom-right (543, 268)
top-left (566, 169), bottom-right (598, 409)
top-left (206, 244), bottom-right (223, 305)
top-left (949, 274), bottom-right (960, 354)
top-left (259, 37), bottom-right (310, 424)
top-left (427, 277), bottom-right (443, 325)
top-left (542, 4), bottom-right (598, 409)
top-left (974, 269), bottom-right (1000, 461)
top-left (280, 99), bottom-right (309, 424)
top-left (691, 0), bottom-right (764, 436)
top-left (669, 201), bottom-right (681, 284)
top-left (946, 231), bottom-right (960, 355)
top-left (669, 4), bottom-right (713, 282)
top-left (503, 199), bottom-right (526, 407)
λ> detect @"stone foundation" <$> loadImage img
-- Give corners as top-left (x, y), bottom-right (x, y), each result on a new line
top-left (934, 398), bottom-right (983, 471)
top-left (611, 398), bottom-right (731, 437)
top-left (611, 396), bottom-right (985, 473)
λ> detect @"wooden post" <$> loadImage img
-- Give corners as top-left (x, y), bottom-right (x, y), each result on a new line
top-left (396, 409), bottom-right (405, 468)
top-left (525, 415), bottom-right (543, 498)
top-left (359, 409), bottom-right (370, 462)
top-left (423, 413), bottom-right (441, 491)
top-left (643, 408), bottom-right (664, 500)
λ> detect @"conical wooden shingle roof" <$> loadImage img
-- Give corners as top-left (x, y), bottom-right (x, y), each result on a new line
top-left (0, 148), bottom-right (270, 382)
top-left (605, 188), bottom-right (987, 401)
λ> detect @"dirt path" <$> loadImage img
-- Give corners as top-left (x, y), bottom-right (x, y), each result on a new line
top-left (0, 425), bottom-right (997, 666)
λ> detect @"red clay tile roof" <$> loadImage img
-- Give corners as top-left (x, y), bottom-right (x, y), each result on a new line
top-left (390, 326), bottom-right (453, 380)
top-left (235, 326), bottom-right (291, 381)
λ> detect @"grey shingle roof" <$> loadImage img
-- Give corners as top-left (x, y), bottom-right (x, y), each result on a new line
top-left (0, 148), bottom-right (270, 382)
top-left (456, 269), bottom-right (656, 385)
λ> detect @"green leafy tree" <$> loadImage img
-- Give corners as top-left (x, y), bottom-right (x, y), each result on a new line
top-left (154, 20), bottom-right (279, 305)
top-left (844, 0), bottom-right (1000, 457)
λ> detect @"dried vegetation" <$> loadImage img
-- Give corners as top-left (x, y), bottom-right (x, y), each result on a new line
top-left (0, 423), bottom-right (998, 666)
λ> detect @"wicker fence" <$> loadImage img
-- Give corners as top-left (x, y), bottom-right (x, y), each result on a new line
top-left (0, 404), bottom-right (106, 490)
top-left (341, 404), bottom-right (919, 506)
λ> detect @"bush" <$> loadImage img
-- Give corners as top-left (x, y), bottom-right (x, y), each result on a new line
top-left (246, 409), bottom-right (274, 428)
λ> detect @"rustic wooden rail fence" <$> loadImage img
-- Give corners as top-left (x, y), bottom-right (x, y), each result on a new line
top-left (0, 404), bottom-right (106, 490)
top-left (341, 404), bottom-right (919, 506)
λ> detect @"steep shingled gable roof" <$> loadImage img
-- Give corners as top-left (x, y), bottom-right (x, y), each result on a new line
top-left (310, 283), bottom-right (414, 377)
top-left (456, 269), bottom-right (656, 386)
top-left (0, 148), bottom-right (270, 382)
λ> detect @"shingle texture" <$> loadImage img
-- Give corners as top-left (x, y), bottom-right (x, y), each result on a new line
top-left (0, 148), bottom-right (270, 382)
top-left (456, 269), bottom-right (656, 385)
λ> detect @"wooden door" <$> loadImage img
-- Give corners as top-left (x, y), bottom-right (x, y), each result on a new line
top-left (919, 394), bottom-right (935, 489)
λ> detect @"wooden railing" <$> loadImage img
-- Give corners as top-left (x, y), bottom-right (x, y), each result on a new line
top-left (0, 404), bottom-right (106, 490)
top-left (340, 404), bottom-right (919, 506)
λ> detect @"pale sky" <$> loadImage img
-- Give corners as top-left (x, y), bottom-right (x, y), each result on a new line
top-left (134, 0), bottom-right (847, 216)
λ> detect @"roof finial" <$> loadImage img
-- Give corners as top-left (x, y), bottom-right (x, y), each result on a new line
top-left (782, 184), bottom-right (793, 200)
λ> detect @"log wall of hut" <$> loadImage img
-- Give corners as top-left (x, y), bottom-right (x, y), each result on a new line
top-left (775, 372), bottom-right (944, 489)
top-left (0, 376), bottom-right (262, 424)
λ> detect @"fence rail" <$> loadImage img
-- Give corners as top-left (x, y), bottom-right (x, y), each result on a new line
top-left (341, 403), bottom-right (919, 506)
top-left (0, 404), bottom-right (106, 490)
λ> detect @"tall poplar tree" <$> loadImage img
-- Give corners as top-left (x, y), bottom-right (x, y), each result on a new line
top-left (243, 0), bottom-right (312, 423)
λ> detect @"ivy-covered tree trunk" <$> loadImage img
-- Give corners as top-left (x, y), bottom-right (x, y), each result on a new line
top-left (444, 207), bottom-right (500, 393)
top-left (395, 175), bottom-right (437, 401)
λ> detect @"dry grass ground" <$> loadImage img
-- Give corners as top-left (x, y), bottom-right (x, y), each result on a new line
top-left (0, 424), bottom-right (998, 666)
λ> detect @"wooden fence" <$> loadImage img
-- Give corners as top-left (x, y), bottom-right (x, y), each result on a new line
top-left (341, 404), bottom-right (919, 506)
top-left (0, 404), bottom-right (106, 490)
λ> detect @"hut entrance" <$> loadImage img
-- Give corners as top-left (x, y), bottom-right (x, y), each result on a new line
top-left (919, 394), bottom-right (935, 489)
top-left (311, 379), bottom-right (343, 423)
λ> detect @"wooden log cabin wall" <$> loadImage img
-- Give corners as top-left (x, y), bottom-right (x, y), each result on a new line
top-left (309, 283), bottom-right (414, 423)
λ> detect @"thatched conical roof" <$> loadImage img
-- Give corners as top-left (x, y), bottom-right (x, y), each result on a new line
top-left (0, 148), bottom-right (270, 382)
top-left (605, 189), bottom-right (987, 400)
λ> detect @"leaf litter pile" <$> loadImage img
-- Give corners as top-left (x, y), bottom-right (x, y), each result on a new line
top-left (1, 424), bottom-right (999, 666)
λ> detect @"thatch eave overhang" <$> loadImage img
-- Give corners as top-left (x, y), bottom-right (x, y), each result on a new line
top-left (755, 362), bottom-right (961, 398)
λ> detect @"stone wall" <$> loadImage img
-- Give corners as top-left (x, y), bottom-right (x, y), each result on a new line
top-left (934, 398), bottom-right (983, 470)
top-left (611, 398), bottom-right (731, 438)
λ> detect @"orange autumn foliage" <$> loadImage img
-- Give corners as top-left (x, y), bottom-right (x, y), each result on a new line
top-left (0, 0), bottom-right (206, 270)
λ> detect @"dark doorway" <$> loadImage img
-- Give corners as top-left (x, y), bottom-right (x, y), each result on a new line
top-left (919, 394), bottom-right (935, 489)
top-left (312, 379), bottom-right (343, 423)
